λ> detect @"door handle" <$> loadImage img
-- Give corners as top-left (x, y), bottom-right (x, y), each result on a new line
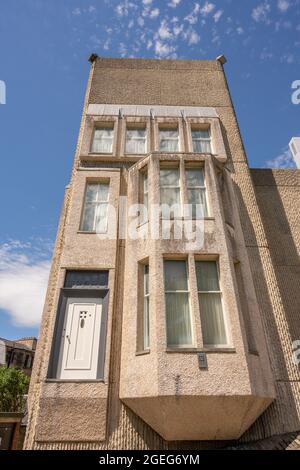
top-left (66, 334), bottom-right (71, 344)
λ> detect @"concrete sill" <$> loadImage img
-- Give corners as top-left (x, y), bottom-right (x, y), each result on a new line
top-left (166, 347), bottom-right (236, 354)
top-left (45, 379), bottom-right (105, 384)
top-left (136, 350), bottom-right (150, 356)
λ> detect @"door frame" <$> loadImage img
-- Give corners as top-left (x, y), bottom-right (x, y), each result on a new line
top-left (48, 288), bottom-right (109, 381)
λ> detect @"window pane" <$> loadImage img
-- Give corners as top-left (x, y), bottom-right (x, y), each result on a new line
top-left (85, 184), bottom-right (98, 202)
top-left (160, 169), bottom-right (179, 186)
top-left (196, 261), bottom-right (220, 291)
top-left (160, 139), bottom-right (179, 152)
top-left (143, 264), bottom-right (150, 350)
top-left (199, 293), bottom-right (227, 345)
top-left (98, 183), bottom-right (109, 202)
top-left (164, 260), bottom-right (188, 291)
top-left (192, 139), bottom-right (211, 154)
top-left (166, 293), bottom-right (192, 346)
top-left (144, 296), bottom-right (150, 349)
top-left (81, 203), bottom-right (95, 231)
top-left (144, 264), bottom-right (149, 295)
top-left (126, 128), bottom-right (146, 154)
top-left (159, 129), bottom-right (179, 152)
top-left (160, 188), bottom-right (180, 207)
top-left (64, 270), bottom-right (109, 288)
top-left (186, 169), bottom-right (205, 187)
top-left (143, 173), bottom-right (148, 192)
top-left (192, 129), bottom-right (210, 139)
top-left (187, 189), bottom-right (208, 218)
top-left (95, 203), bottom-right (108, 233)
top-left (92, 128), bottom-right (113, 153)
top-left (160, 129), bottom-right (178, 138)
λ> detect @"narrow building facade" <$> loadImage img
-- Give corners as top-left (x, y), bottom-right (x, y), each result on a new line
top-left (25, 57), bottom-right (300, 450)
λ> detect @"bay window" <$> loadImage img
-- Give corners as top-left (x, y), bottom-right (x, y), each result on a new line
top-left (164, 260), bottom-right (193, 347)
top-left (81, 182), bottom-right (109, 233)
top-left (91, 126), bottom-right (114, 153)
top-left (196, 261), bottom-right (227, 347)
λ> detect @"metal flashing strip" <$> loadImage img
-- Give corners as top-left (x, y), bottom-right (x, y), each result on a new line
top-left (87, 104), bottom-right (218, 118)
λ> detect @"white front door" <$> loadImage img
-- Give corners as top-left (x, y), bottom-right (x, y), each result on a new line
top-left (58, 300), bottom-right (103, 380)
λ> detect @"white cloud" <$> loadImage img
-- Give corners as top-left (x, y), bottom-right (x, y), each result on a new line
top-left (265, 148), bottom-right (296, 169)
top-left (277, 0), bottom-right (290, 12)
top-left (158, 20), bottom-right (173, 40)
top-left (201, 2), bottom-right (215, 16)
top-left (237, 26), bottom-right (244, 35)
top-left (252, 2), bottom-right (271, 23)
top-left (260, 47), bottom-right (273, 60)
top-left (143, 0), bottom-right (152, 4)
top-left (149, 8), bottom-right (160, 18)
top-left (168, 0), bottom-right (181, 7)
top-left (185, 3), bottom-right (201, 24)
top-left (72, 7), bottom-right (81, 16)
top-left (213, 10), bottom-right (223, 23)
top-left (187, 30), bottom-right (200, 45)
top-left (182, 26), bottom-right (200, 45)
top-left (119, 42), bottom-right (128, 56)
top-left (0, 240), bottom-right (52, 327)
top-left (173, 23), bottom-right (184, 36)
top-left (154, 40), bottom-right (176, 58)
top-left (281, 53), bottom-right (295, 63)
top-left (115, 1), bottom-right (137, 17)
top-left (137, 17), bottom-right (145, 27)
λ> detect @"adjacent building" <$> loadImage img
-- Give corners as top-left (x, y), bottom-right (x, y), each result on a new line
top-left (290, 137), bottom-right (300, 169)
top-left (24, 56), bottom-right (300, 450)
top-left (0, 337), bottom-right (37, 376)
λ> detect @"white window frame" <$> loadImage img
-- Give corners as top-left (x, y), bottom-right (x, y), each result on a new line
top-left (91, 126), bottom-right (114, 154)
top-left (191, 127), bottom-right (212, 154)
top-left (196, 260), bottom-right (229, 349)
top-left (164, 259), bottom-right (194, 349)
top-left (125, 127), bottom-right (147, 154)
top-left (80, 182), bottom-right (109, 233)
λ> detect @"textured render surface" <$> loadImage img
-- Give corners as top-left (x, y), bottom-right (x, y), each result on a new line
top-left (25, 57), bottom-right (300, 449)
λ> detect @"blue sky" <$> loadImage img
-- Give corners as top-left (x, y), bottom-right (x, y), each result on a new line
top-left (0, 0), bottom-right (299, 340)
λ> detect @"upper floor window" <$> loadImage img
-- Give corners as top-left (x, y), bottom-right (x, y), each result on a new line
top-left (81, 182), bottom-right (109, 233)
top-left (191, 128), bottom-right (211, 153)
top-left (164, 260), bottom-right (193, 348)
top-left (159, 127), bottom-right (179, 152)
top-left (196, 261), bottom-right (227, 347)
top-left (126, 127), bottom-right (146, 154)
top-left (185, 168), bottom-right (208, 218)
top-left (92, 127), bottom-right (114, 153)
top-left (160, 167), bottom-right (181, 218)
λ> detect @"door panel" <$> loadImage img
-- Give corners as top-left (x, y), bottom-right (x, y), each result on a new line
top-left (58, 299), bottom-right (103, 380)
